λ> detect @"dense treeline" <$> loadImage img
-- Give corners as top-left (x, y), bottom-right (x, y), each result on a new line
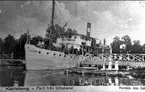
top-left (0, 34), bottom-right (27, 59)
top-left (0, 24), bottom-right (145, 59)
top-left (111, 35), bottom-right (145, 53)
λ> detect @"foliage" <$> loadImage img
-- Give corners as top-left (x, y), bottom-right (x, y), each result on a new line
top-left (142, 44), bottom-right (145, 53)
top-left (121, 35), bottom-right (132, 53)
top-left (132, 40), bottom-right (142, 53)
top-left (0, 38), bottom-right (3, 53)
top-left (111, 35), bottom-right (144, 54)
top-left (111, 36), bottom-right (123, 53)
top-left (3, 34), bottom-right (16, 54)
top-left (14, 33), bottom-right (28, 59)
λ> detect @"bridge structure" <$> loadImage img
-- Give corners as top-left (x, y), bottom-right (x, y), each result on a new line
top-left (99, 54), bottom-right (145, 62)
top-left (98, 54), bottom-right (145, 68)
top-left (79, 53), bottom-right (145, 69)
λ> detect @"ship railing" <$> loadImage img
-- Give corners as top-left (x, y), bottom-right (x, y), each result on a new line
top-left (78, 54), bottom-right (102, 61)
top-left (99, 54), bottom-right (145, 62)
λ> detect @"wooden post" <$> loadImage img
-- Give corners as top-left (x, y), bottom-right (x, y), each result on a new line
top-left (79, 79), bottom-right (81, 85)
top-left (110, 47), bottom-right (112, 55)
top-left (65, 69), bottom-right (69, 75)
top-left (96, 48), bottom-right (98, 56)
top-left (107, 58), bottom-right (112, 70)
top-left (82, 71), bottom-right (84, 76)
top-left (114, 61), bottom-right (119, 71)
top-left (82, 45), bottom-right (84, 56)
top-left (11, 52), bottom-right (13, 59)
top-left (102, 62), bottom-right (106, 70)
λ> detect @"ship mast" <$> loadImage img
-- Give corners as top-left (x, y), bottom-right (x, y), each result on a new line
top-left (49, 0), bottom-right (55, 49)
top-left (26, 29), bottom-right (30, 44)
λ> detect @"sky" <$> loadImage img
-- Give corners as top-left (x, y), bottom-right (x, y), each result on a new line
top-left (0, 1), bottom-right (145, 45)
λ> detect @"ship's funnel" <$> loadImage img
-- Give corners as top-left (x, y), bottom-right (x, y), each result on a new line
top-left (103, 39), bottom-right (106, 45)
top-left (86, 22), bottom-right (91, 38)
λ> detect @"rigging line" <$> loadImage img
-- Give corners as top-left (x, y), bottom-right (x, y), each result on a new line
top-left (56, 3), bottom-right (62, 27)
top-left (55, 1), bottom-right (68, 23)
top-left (55, 3), bottom-right (66, 23)
top-left (55, 1), bottom-right (69, 38)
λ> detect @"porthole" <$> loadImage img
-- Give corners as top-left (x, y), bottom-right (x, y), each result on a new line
top-left (59, 54), bottom-right (61, 56)
top-left (47, 52), bottom-right (49, 54)
top-left (53, 53), bottom-right (56, 56)
top-left (39, 51), bottom-right (41, 54)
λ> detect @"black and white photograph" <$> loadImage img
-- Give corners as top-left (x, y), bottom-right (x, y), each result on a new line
top-left (0, 0), bottom-right (145, 92)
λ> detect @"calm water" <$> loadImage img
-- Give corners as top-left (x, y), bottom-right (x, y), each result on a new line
top-left (1, 69), bottom-right (145, 86)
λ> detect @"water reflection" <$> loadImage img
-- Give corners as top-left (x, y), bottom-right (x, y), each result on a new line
top-left (0, 70), bottom-right (145, 86)
top-left (0, 70), bottom-right (25, 86)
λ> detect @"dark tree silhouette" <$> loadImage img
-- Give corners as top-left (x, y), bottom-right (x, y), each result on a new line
top-left (0, 38), bottom-right (3, 53)
top-left (131, 40), bottom-right (142, 53)
top-left (121, 35), bottom-right (132, 53)
top-left (111, 35), bottom-right (145, 54)
top-left (111, 36), bottom-right (123, 53)
top-left (3, 34), bottom-right (16, 54)
top-left (14, 33), bottom-right (27, 59)
top-left (142, 44), bottom-right (145, 53)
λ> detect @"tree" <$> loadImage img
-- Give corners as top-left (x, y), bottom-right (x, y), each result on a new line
top-left (111, 36), bottom-right (122, 53)
top-left (132, 40), bottom-right (142, 53)
top-left (0, 38), bottom-right (3, 53)
top-left (14, 32), bottom-right (44, 59)
top-left (121, 35), bottom-right (132, 53)
top-left (3, 34), bottom-right (16, 54)
top-left (142, 44), bottom-right (145, 53)
top-left (14, 33), bottom-right (27, 59)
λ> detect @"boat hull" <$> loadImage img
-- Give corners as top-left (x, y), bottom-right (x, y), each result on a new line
top-left (25, 44), bottom-right (145, 70)
top-left (25, 44), bottom-right (79, 70)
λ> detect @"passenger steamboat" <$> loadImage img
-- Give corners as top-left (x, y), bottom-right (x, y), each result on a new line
top-left (25, 0), bottom-right (145, 70)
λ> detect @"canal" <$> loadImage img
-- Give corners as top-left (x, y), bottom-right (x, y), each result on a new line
top-left (1, 69), bottom-right (145, 86)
